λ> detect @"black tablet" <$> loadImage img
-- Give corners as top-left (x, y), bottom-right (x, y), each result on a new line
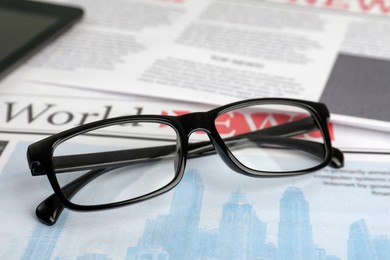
top-left (0, 0), bottom-right (83, 79)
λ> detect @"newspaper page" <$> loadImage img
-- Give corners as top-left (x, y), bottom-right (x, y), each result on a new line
top-left (1, 92), bottom-right (390, 259)
top-left (13, 0), bottom-right (390, 131)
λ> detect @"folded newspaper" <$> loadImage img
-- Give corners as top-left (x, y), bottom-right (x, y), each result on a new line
top-left (13, 0), bottom-right (390, 131)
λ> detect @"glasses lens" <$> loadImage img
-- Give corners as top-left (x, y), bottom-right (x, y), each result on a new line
top-left (215, 102), bottom-right (327, 173)
top-left (52, 121), bottom-right (179, 206)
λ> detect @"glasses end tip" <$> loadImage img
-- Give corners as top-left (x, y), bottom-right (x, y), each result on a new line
top-left (35, 195), bottom-right (65, 226)
top-left (330, 147), bottom-right (344, 169)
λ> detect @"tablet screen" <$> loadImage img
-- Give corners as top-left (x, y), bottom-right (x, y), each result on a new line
top-left (0, 8), bottom-right (58, 61)
top-left (0, 1), bottom-right (83, 79)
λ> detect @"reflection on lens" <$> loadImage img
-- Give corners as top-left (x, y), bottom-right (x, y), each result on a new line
top-left (52, 121), bottom-right (179, 206)
top-left (215, 103), bottom-right (326, 173)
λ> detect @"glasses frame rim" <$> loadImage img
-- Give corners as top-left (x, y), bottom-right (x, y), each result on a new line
top-left (27, 97), bottom-right (334, 212)
top-left (213, 99), bottom-right (332, 175)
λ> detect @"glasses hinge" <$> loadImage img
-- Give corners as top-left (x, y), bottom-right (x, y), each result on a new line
top-left (30, 161), bottom-right (46, 176)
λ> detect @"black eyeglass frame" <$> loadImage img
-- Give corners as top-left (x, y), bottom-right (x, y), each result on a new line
top-left (27, 98), bottom-right (342, 223)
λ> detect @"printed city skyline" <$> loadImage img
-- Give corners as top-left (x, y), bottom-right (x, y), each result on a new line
top-left (23, 169), bottom-right (390, 260)
top-left (125, 169), bottom-right (390, 260)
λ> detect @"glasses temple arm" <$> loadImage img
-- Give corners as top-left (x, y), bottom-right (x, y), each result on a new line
top-left (36, 167), bottom-right (113, 225)
top-left (36, 146), bottom-right (180, 226)
top-left (51, 117), bottom-right (343, 173)
top-left (223, 136), bottom-right (344, 169)
top-left (52, 145), bottom-right (177, 173)
top-left (187, 117), bottom-right (343, 168)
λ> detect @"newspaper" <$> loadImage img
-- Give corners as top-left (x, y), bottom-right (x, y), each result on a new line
top-left (13, 0), bottom-right (390, 131)
top-left (270, 0), bottom-right (390, 15)
top-left (1, 93), bottom-right (390, 259)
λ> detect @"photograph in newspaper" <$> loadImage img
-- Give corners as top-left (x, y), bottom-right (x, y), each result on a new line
top-left (0, 141), bottom-right (7, 156)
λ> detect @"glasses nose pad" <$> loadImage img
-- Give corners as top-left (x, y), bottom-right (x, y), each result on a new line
top-left (174, 142), bottom-right (181, 173)
top-left (207, 134), bottom-right (243, 173)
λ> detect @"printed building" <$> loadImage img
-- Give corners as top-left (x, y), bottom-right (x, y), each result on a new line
top-left (278, 186), bottom-right (314, 260)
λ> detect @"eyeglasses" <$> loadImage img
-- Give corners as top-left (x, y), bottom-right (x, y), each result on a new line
top-left (27, 98), bottom-right (344, 225)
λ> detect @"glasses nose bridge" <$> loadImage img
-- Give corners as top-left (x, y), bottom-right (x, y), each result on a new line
top-left (179, 112), bottom-right (214, 136)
